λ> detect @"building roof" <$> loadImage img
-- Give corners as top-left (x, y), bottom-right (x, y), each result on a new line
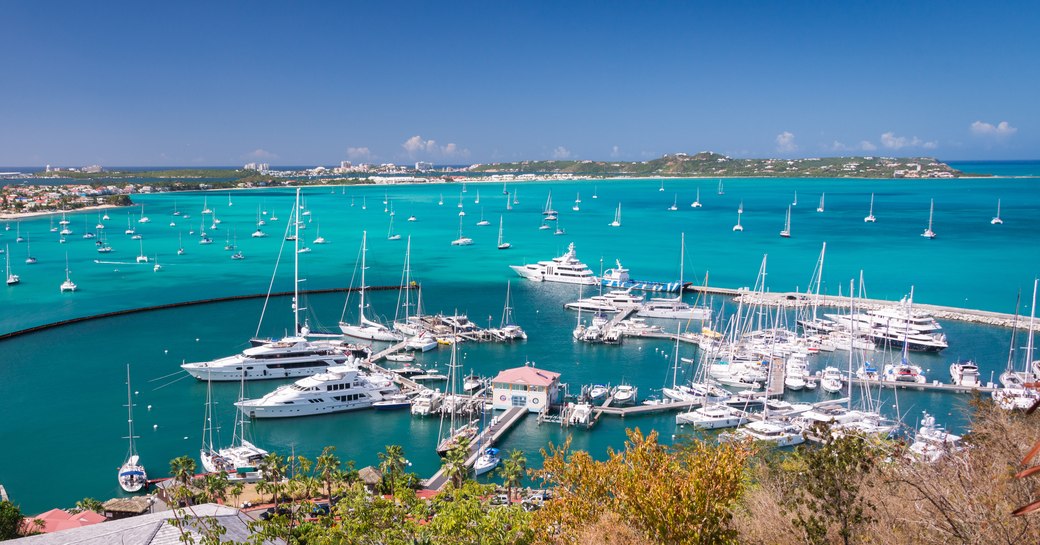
top-left (491, 366), bottom-right (561, 387)
top-left (25, 508), bottom-right (105, 534)
top-left (102, 497), bottom-right (152, 515)
top-left (358, 466), bottom-right (383, 486)
top-left (10, 504), bottom-right (283, 545)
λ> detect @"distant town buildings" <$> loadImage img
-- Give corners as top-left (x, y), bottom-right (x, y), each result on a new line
top-left (243, 162), bottom-right (270, 171)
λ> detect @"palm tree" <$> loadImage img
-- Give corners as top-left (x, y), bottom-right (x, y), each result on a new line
top-left (378, 445), bottom-right (408, 494)
top-left (169, 456), bottom-right (197, 506)
top-left (259, 453), bottom-right (288, 509)
top-left (314, 446), bottom-right (342, 502)
top-left (442, 437), bottom-right (471, 489)
top-left (170, 455), bottom-right (197, 485)
top-left (497, 449), bottom-right (527, 501)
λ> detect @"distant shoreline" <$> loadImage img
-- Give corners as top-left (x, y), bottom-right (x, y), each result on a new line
top-left (0, 203), bottom-right (124, 220)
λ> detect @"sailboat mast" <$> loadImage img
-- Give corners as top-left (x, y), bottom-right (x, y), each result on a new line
top-left (847, 278), bottom-right (855, 409)
top-left (813, 242), bottom-right (827, 322)
top-left (125, 364), bottom-right (136, 457)
top-left (293, 189), bottom-right (301, 334)
top-left (1027, 278), bottom-right (1038, 374)
top-left (358, 231), bottom-right (368, 324)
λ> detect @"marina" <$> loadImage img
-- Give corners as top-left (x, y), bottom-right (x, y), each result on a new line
top-left (0, 174), bottom-right (1038, 514)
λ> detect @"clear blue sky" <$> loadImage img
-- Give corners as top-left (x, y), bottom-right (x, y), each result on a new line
top-left (1, 1), bottom-right (1036, 166)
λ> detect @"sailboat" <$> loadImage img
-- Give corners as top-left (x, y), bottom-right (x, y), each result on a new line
top-left (138, 204), bottom-right (151, 223)
top-left (202, 196), bottom-right (212, 215)
top-left (117, 365), bottom-right (147, 492)
top-left (436, 337), bottom-right (478, 456)
top-left (668, 194), bottom-right (678, 211)
top-left (991, 199), bottom-right (1004, 225)
top-left (339, 232), bottom-right (402, 341)
top-left (922, 199), bottom-right (937, 239)
top-left (15, 222), bottom-right (24, 243)
top-left (691, 187), bottom-right (702, 208)
top-left (136, 238), bottom-right (150, 263)
top-left (737, 199), bottom-right (744, 214)
top-left (609, 202), bottom-right (622, 227)
top-left (542, 191), bottom-right (557, 220)
top-left (5, 245), bottom-right (19, 285)
top-left (438, 194), bottom-right (444, 206)
top-left (816, 193), bottom-right (825, 213)
top-left (792, 191), bottom-right (798, 206)
top-left (362, 196), bottom-right (367, 210)
top-left (513, 190), bottom-right (519, 205)
top-left (637, 233), bottom-right (711, 321)
top-left (177, 233), bottom-right (185, 255)
top-left (474, 189), bottom-right (480, 204)
top-left (659, 180), bottom-right (665, 192)
top-left (779, 206), bottom-right (791, 238)
top-left (497, 216), bottom-right (511, 250)
top-left (502, 182), bottom-right (509, 195)
top-left (451, 216), bottom-right (473, 246)
top-left (864, 193), bottom-right (877, 223)
top-left (732, 209), bottom-right (744, 232)
top-left (506, 193), bottom-right (513, 211)
top-left (717, 179), bottom-right (724, 195)
top-left (572, 193), bottom-right (580, 212)
top-left (591, 186), bottom-right (598, 199)
top-left (314, 223), bottom-right (327, 244)
top-left (387, 215), bottom-right (401, 241)
top-left (173, 200), bottom-right (181, 216)
top-left (476, 208), bottom-right (491, 226)
top-left (200, 373), bottom-right (268, 478)
top-left (24, 237), bottom-right (37, 264)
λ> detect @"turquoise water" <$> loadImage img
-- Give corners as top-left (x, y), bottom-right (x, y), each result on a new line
top-left (1, 174), bottom-right (1038, 513)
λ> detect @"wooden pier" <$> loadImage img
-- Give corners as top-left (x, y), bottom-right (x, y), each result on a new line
top-left (424, 406), bottom-right (529, 490)
top-left (596, 399), bottom-right (700, 417)
top-left (359, 341), bottom-right (425, 392)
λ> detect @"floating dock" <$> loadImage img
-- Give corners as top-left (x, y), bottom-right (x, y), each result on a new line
top-left (424, 406), bottom-right (528, 490)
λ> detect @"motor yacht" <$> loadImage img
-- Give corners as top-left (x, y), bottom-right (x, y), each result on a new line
top-left (949, 359), bottom-right (980, 387)
top-left (510, 242), bottom-right (598, 285)
top-left (182, 337), bottom-right (364, 381)
top-left (564, 289), bottom-right (644, 313)
top-left (600, 260), bottom-right (687, 293)
top-left (675, 403), bottom-right (748, 429)
top-left (235, 365), bottom-right (398, 418)
top-left (908, 412), bottom-right (963, 462)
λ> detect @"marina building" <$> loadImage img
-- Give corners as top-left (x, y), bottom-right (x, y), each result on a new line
top-left (490, 366), bottom-right (561, 413)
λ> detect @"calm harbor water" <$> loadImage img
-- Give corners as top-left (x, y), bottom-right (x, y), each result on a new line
top-left (1, 165), bottom-right (1038, 512)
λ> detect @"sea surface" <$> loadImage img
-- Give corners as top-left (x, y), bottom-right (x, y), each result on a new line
top-left (1, 165), bottom-right (1038, 513)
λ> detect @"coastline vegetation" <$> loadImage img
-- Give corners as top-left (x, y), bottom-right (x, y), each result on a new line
top-left (6, 399), bottom-right (1018, 544)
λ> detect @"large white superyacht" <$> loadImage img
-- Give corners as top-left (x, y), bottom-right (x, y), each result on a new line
top-left (510, 242), bottom-right (598, 285)
top-left (235, 365), bottom-right (398, 418)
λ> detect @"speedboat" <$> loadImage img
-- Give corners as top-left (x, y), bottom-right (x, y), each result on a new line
top-left (473, 448), bottom-right (501, 476)
top-left (720, 420), bottom-right (804, 447)
top-left (510, 243), bottom-right (598, 285)
top-left (235, 365), bottom-right (398, 418)
top-left (949, 359), bottom-right (980, 387)
top-left (588, 384), bottom-right (609, 403)
top-left (612, 384), bottom-right (637, 406)
top-left (373, 394), bottom-right (412, 410)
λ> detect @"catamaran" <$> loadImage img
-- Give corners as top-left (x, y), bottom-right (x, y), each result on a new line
top-left (732, 208), bottom-right (743, 231)
top-left (779, 205), bottom-right (791, 238)
top-left (816, 193), bottom-right (825, 213)
top-left (117, 365), bottom-right (147, 493)
top-left (339, 231), bottom-right (403, 341)
top-left (451, 216), bottom-right (473, 246)
top-left (668, 194), bottom-right (678, 211)
top-left (609, 202), bottom-right (621, 227)
top-left (864, 193), bottom-right (877, 223)
top-left (60, 253), bottom-right (76, 292)
top-left (542, 191), bottom-right (557, 220)
top-left (691, 187), bottom-right (702, 208)
top-left (476, 208), bottom-right (491, 226)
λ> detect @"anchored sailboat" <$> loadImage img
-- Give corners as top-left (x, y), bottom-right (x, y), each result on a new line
top-left (991, 198), bottom-right (1003, 225)
top-left (864, 193), bottom-right (877, 223)
top-left (780, 206), bottom-right (791, 238)
top-left (921, 199), bottom-right (936, 239)
top-left (117, 365), bottom-right (147, 493)
top-left (497, 216), bottom-right (511, 250)
top-left (691, 187), bottom-right (702, 208)
top-left (609, 202), bottom-right (621, 227)
top-left (816, 193), bottom-right (825, 213)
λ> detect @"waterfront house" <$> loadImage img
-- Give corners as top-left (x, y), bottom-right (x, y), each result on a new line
top-left (490, 366), bottom-right (561, 413)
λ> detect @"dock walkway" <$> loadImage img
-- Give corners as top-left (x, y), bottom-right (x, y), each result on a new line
top-left (850, 377), bottom-right (996, 394)
top-left (425, 406), bottom-right (528, 490)
top-left (359, 340), bottom-right (424, 392)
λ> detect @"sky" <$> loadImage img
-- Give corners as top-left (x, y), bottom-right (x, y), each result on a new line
top-left (0, 1), bottom-right (1036, 166)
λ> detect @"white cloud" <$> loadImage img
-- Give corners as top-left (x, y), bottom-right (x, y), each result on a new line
top-left (346, 147), bottom-right (373, 161)
top-left (880, 132), bottom-right (936, 150)
top-left (401, 135), bottom-right (469, 159)
top-left (859, 140), bottom-right (877, 152)
top-left (243, 148), bottom-right (277, 160)
top-left (610, 145), bottom-right (621, 158)
top-left (970, 120), bottom-right (1017, 137)
top-left (551, 146), bottom-right (573, 160)
top-left (775, 131), bottom-right (797, 153)
top-left (827, 140), bottom-right (878, 153)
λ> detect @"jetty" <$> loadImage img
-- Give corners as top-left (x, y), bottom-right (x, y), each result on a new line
top-left (849, 377), bottom-right (996, 394)
top-left (424, 406), bottom-right (529, 490)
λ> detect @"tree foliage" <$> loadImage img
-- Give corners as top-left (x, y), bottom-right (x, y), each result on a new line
top-left (533, 428), bottom-right (755, 545)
